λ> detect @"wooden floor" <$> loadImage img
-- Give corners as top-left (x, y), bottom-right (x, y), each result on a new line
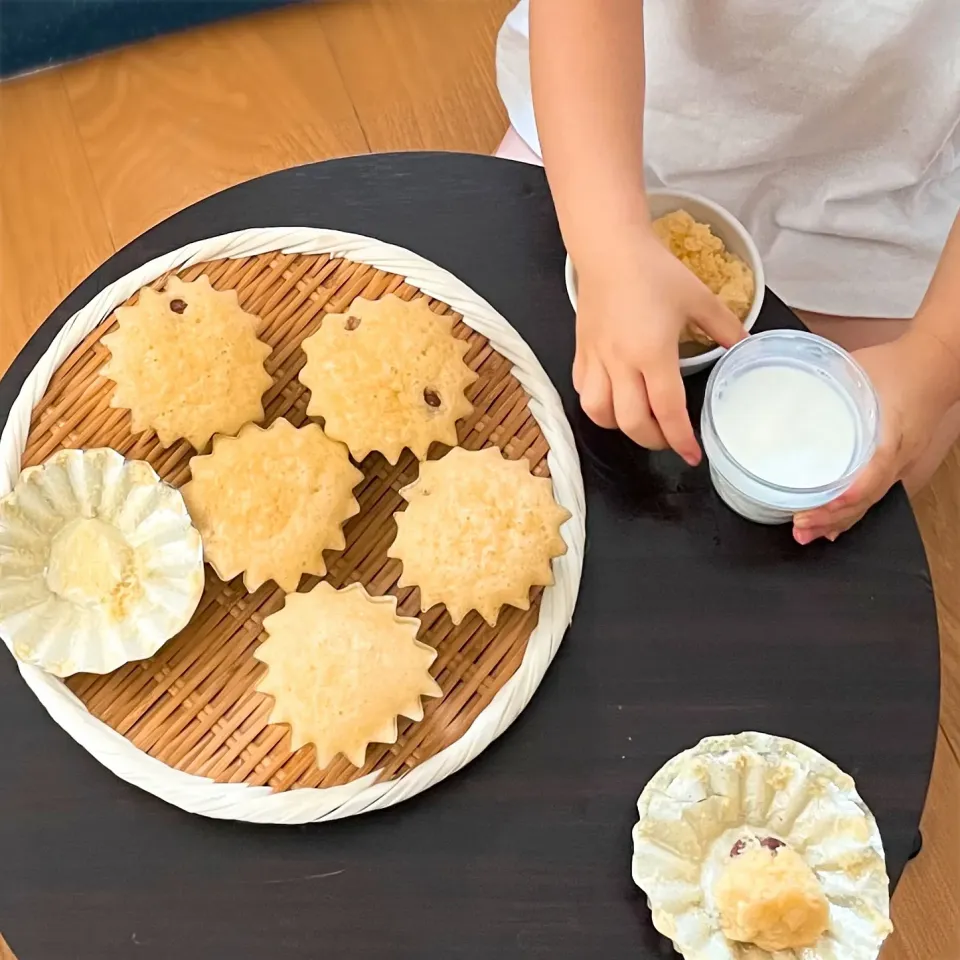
top-left (0, 2), bottom-right (957, 958)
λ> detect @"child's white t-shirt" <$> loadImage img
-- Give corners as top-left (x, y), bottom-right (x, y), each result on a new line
top-left (497, 0), bottom-right (960, 318)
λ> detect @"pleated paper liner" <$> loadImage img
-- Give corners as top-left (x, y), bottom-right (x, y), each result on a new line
top-left (22, 251), bottom-right (551, 792)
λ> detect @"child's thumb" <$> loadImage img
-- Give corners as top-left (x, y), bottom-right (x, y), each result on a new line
top-left (696, 291), bottom-right (748, 349)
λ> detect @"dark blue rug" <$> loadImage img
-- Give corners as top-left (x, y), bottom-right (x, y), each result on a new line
top-left (0, 0), bottom-right (297, 78)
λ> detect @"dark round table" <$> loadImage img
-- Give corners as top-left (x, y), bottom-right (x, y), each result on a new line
top-left (0, 153), bottom-right (940, 960)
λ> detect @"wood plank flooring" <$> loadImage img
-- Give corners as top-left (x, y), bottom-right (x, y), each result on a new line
top-left (0, 2), bottom-right (956, 958)
top-left (0, 69), bottom-right (115, 363)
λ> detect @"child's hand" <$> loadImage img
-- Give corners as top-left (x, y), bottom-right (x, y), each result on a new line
top-left (572, 228), bottom-right (747, 465)
top-left (793, 329), bottom-right (960, 543)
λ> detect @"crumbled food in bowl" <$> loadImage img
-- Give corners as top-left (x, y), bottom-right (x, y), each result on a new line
top-left (652, 209), bottom-right (756, 347)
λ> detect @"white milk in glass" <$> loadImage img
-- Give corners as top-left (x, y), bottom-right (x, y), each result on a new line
top-left (712, 366), bottom-right (857, 488)
top-left (701, 331), bottom-right (880, 524)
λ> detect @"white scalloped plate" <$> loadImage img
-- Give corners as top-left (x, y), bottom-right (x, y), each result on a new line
top-left (0, 228), bottom-right (586, 823)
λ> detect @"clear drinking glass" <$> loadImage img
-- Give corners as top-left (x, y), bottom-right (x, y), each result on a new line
top-left (701, 330), bottom-right (881, 524)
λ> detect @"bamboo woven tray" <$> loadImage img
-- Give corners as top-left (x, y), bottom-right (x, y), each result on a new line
top-left (1, 228), bottom-right (585, 822)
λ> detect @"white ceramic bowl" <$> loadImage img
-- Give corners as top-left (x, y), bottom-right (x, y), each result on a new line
top-left (564, 189), bottom-right (765, 376)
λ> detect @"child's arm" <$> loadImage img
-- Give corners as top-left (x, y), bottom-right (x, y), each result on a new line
top-left (530, 0), bottom-right (744, 465)
top-left (530, 0), bottom-right (648, 268)
top-left (915, 212), bottom-right (960, 367)
top-left (795, 211), bottom-right (960, 542)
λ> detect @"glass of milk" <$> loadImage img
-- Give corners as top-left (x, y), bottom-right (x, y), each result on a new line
top-left (701, 330), bottom-right (880, 524)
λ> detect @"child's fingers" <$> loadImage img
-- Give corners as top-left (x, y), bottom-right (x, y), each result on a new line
top-left (794, 448), bottom-right (895, 532)
top-left (576, 356), bottom-right (618, 429)
top-left (610, 361), bottom-right (669, 450)
top-left (829, 453), bottom-right (896, 516)
top-left (694, 289), bottom-right (748, 349)
top-left (572, 345), bottom-right (586, 393)
top-left (643, 357), bottom-right (701, 466)
top-left (793, 514), bottom-right (860, 545)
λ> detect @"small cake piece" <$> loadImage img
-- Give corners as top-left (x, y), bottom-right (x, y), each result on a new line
top-left (0, 448), bottom-right (203, 677)
top-left (633, 733), bottom-right (893, 960)
top-left (181, 419), bottom-right (362, 592)
top-left (102, 275), bottom-right (272, 449)
top-left (256, 582), bottom-right (442, 768)
top-left (387, 446), bottom-right (570, 626)
top-left (715, 837), bottom-right (830, 951)
top-left (299, 294), bottom-right (478, 464)
top-left (653, 208), bottom-right (755, 324)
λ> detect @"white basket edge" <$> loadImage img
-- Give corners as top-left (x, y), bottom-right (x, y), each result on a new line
top-left (0, 226), bottom-right (586, 824)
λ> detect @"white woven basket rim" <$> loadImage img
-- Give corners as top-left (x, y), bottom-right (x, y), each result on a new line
top-left (0, 227), bottom-right (586, 824)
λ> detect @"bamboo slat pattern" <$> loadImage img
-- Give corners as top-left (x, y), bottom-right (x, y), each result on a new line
top-left (20, 251), bottom-right (550, 791)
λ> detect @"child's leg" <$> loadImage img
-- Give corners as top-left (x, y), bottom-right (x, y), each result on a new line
top-left (798, 313), bottom-right (908, 351)
top-left (495, 126), bottom-right (543, 165)
top-left (799, 311), bottom-right (960, 494)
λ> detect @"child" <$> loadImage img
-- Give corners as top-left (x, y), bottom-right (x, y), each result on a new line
top-left (496, 0), bottom-right (960, 543)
